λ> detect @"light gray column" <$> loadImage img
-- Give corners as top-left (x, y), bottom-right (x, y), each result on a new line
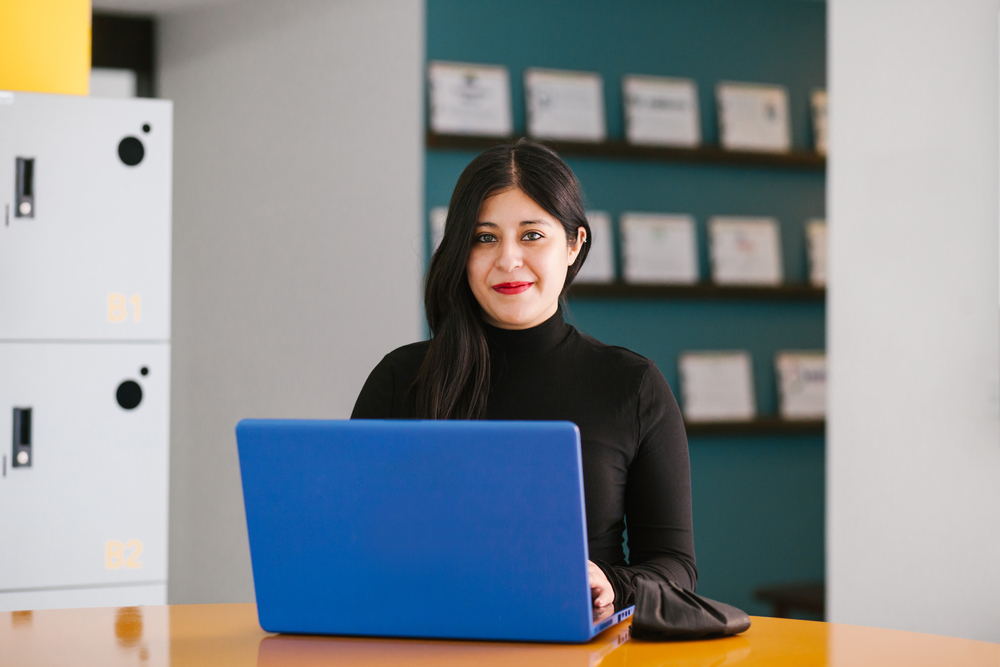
top-left (828, 0), bottom-right (1000, 641)
top-left (159, 0), bottom-right (425, 604)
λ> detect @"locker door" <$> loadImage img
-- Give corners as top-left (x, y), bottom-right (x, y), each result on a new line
top-left (0, 342), bottom-right (169, 593)
top-left (0, 92), bottom-right (172, 341)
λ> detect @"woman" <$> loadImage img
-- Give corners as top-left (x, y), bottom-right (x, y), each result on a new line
top-left (352, 138), bottom-right (696, 615)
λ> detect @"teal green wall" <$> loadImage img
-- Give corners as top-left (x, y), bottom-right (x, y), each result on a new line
top-left (426, 0), bottom-right (826, 618)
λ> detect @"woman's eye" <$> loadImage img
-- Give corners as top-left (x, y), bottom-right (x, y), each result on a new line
top-left (522, 231), bottom-right (543, 241)
top-left (475, 233), bottom-right (497, 243)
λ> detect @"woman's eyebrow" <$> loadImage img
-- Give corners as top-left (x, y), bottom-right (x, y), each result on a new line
top-left (475, 219), bottom-right (552, 227)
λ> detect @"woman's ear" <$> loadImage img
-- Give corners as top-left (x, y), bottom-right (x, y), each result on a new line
top-left (568, 226), bottom-right (587, 266)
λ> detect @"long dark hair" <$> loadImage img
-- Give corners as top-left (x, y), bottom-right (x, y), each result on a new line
top-left (413, 138), bottom-right (591, 419)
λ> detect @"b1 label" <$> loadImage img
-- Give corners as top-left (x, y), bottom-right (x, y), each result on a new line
top-left (108, 294), bottom-right (142, 323)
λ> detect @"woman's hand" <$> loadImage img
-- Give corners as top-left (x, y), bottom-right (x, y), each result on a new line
top-left (588, 560), bottom-right (615, 610)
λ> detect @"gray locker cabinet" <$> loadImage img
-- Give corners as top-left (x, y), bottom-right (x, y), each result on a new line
top-left (1, 92), bottom-right (172, 611)
top-left (0, 343), bottom-right (169, 600)
top-left (0, 92), bottom-right (172, 341)
top-left (0, 581), bottom-right (166, 612)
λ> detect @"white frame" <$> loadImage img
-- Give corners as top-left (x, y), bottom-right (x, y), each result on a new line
top-left (428, 61), bottom-right (513, 137)
top-left (678, 351), bottom-right (757, 422)
top-left (574, 211), bottom-right (616, 284)
top-left (622, 74), bottom-right (701, 147)
top-left (805, 219), bottom-right (827, 287)
top-left (774, 351), bottom-right (827, 420)
top-left (716, 82), bottom-right (792, 153)
top-left (708, 216), bottom-right (784, 286)
top-left (620, 212), bottom-right (699, 284)
top-left (810, 88), bottom-right (828, 155)
top-left (524, 68), bottom-right (606, 142)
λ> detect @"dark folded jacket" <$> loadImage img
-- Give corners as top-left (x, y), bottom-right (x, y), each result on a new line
top-left (630, 575), bottom-right (751, 640)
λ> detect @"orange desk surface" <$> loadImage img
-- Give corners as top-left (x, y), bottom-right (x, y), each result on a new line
top-left (2, 603), bottom-right (998, 667)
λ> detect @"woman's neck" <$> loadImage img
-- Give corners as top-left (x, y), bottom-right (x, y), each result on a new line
top-left (480, 301), bottom-right (560, 331)
top-left (482, 306), bottom-right (570, 359)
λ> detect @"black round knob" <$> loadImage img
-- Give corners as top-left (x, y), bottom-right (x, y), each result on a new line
top-left (116, 380), bottom-right (143, 410)
top-left (118, 137), bottom-right (145, 166)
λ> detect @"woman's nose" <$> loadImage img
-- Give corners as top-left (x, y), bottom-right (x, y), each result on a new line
top-left (495, 239), bottom-right (523, 271)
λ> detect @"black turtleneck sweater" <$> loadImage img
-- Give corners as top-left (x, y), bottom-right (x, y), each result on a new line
top-left (350, 308), bottom-right (697, 609)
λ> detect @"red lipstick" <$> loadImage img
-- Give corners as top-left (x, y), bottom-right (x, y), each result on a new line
top-left (492, 281), bottom-right (533, 295)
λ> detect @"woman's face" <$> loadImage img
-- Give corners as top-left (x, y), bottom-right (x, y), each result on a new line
top-left (467, 188), bottom-right (585, 330)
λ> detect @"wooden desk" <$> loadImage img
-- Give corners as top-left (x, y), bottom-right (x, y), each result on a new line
top-left (1, 603), bottom-right (998, 667)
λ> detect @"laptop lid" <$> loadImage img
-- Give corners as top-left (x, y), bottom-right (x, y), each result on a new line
top-left (236, 419), bottom-right (602, 642)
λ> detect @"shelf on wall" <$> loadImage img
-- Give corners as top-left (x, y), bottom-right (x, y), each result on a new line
top-left (427, 131), bottom-right (826, 170)
top-left (685, 418), bottom-right (825, 436)
top-left (567, 282), bottom-right (825, 302)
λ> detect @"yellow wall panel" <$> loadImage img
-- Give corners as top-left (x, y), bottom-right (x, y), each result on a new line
top-left (0, 0), bottom-right (91, 95)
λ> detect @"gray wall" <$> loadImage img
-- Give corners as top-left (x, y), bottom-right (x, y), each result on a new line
top-left (159, 0), bottom-right (425, 604)
top-left (828, 0), bottom-right (1000, 641)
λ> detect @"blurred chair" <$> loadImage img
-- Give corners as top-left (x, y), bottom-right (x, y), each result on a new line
top-left (753, 582), bottom-right (824, 620)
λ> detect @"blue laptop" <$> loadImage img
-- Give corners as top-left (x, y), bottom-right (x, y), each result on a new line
top-left (235, 419), bottom-right (635, 643)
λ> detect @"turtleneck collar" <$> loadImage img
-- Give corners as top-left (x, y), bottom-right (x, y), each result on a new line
top-left (482, 306), bottom-right (573, 359)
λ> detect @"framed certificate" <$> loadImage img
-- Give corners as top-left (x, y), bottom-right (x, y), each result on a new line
top-left (678, 351), bottom-right (757, 422)
top-left (716, 82), bottom-right (791, 153)
top-left (429, 206), bottom-right (448, 256)
top-left (428, 61), bottom-right (513, 137)
top-left (805, 219), bottom-right (827, 287)
top-left (622, 75), bottom-right (701, 147)
top-left (574, 211), bottom-right (615, 283)
top-left (708, 216), bottom-right (783, 286)
top-left (525, 68), bottom-right (606, 142)
top-left (810, 89), bottom-right (828, 155)
top-left (621, 213), bottom-right (698, 284)
top-left (775, 351), bottom-right (826, 419)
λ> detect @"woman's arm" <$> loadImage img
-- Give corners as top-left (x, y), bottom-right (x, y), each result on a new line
top-left (595, 364), bottom-right (697, 609)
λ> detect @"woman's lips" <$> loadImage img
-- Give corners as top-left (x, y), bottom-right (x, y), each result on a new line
top-left (492, 281), bottom-right (533, 295)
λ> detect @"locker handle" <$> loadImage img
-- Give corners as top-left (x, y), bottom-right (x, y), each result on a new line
top-left (15, 157), bottom-right (34, 218)
top-left (12, 407), bottom-right (31, 467)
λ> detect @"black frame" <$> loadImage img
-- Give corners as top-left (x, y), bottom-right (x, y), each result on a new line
top-left (92, 12), bottom-right (157, 98)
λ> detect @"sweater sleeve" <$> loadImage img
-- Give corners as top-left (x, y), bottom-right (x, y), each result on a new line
top-left (595, 363), bottom-right (698, 609)
top-left (350, 354), bottom-right (397, 419)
